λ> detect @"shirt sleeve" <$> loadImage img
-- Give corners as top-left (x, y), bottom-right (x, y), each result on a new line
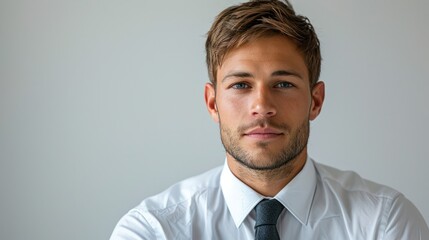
top-left (109, 209), bottom-right (156, 240)
top-left (383, 194), bottom-right (429, 240)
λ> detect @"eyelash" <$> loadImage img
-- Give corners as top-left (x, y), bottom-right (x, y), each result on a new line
top-left (230, 82), bottom-right (293, 89)
top-left (231, 82), bottom-right (249, 89)
top-left (275, 82), bottom-right (293, 88)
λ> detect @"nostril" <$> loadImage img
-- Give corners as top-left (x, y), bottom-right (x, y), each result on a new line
top-left (252, 110), bottom-right (276, 117)
top-left (265, 110), bottom-right (276, 117)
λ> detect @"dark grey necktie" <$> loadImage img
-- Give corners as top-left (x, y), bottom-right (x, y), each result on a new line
top-left (254, 199), bottom-right (285, 240)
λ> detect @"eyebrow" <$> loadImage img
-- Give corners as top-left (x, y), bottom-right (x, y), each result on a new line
top-left (272, 70), bottom-right (303, 79)
top-left (221, 71), bottom-right (253, 83)
top-left (222, 69), bottom-right (303, 83)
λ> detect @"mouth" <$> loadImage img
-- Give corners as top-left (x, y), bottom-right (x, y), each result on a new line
top-left (243, 127), bottom-right (284, 140)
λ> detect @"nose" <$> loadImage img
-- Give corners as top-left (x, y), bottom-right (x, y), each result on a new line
top-left (251, 86), bottom-right (277, 118)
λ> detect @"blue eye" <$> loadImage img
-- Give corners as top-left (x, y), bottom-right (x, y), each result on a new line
top-left (232, 83), bottom-right (249, 89)
top-left (275, 82), bottom-right (293, 88)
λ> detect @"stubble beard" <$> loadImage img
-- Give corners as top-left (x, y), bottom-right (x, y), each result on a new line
top-left (219, 118), bottom-right (310, 171)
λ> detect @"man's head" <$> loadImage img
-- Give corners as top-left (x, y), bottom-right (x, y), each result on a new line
top-left (204, 0), bottom-right (324, 173)
top-left (206, 0), bottom-right (321, 87)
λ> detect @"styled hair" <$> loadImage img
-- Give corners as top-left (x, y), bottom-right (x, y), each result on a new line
top-left (205, 0), bottom-right (321, 87)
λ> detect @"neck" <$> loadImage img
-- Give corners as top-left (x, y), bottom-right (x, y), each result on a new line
top-left (226, 150), bottom-right (307, 197)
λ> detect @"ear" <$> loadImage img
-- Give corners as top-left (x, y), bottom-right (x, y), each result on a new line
top-left (309, 81), bottom-right (325, 121)
top-left (204, 83), bottom-right (219, 122)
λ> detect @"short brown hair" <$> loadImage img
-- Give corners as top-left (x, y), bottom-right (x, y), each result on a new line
top-left (205, 0), bottom-right (321, 87)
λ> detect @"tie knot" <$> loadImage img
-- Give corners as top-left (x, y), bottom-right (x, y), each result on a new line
top-left (255, 199), bottom-right (285, 227)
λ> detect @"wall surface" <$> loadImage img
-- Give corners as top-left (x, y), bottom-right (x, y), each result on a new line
top-left (1, 0), bottom-right (428, 239)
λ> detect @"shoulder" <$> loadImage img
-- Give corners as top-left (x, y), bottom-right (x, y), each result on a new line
top-left (313, 161), bottom-right (400, 200)
top-left (312, 160), bottom-right (401, 219)
top-left (137, 165), bottom-right (223, 212)
top-left (311, 160), bottom-right (429, 238)
top-left (109, 166), bottom-right (223, 240)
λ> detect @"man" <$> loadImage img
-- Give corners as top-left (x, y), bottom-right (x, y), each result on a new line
top-left (110, 0), bottom-right (429, 239)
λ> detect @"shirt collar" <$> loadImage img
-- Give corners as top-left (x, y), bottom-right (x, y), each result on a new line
top-left (275, 158), bottom-right (317, 225)
top-left (220, 158), bottom-right (317, 228)
top-left (220, 161), bottom-right (264, 228)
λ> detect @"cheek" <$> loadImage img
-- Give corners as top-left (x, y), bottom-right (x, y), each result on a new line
top-left (276, 95), bottom-right (312, 119)
top-left (216, 95), bottom-right (247, 121)
top-left (283, 97), bottom-right (309, 111)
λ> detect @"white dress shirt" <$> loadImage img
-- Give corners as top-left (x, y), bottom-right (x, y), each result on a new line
top-left (110, 158), bottom-right (429, 239)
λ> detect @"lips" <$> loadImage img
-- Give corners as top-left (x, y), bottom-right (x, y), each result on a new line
top-left (243, 127), bottom-right (283, 140)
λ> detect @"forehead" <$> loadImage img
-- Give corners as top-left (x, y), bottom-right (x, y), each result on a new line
top-left (217, 35), bottom-right (308, 81)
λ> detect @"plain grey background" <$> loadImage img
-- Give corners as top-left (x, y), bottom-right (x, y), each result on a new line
top-left (1, 0), bottom-right (428, 239)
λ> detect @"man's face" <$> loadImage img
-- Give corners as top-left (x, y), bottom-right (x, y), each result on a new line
top-left (205, 35), bottom-right (324, 171)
